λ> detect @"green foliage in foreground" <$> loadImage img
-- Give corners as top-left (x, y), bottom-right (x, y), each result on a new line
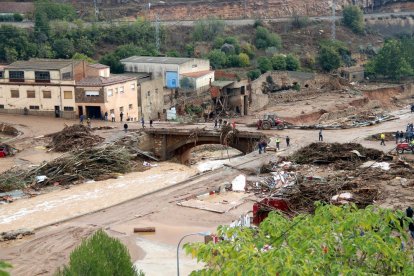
top-left (185, 204), bottom-right (414, 275)
top-left (56, 229), bottom-right (143, 276)
top-left (0, 261), bottom-right (12, 276)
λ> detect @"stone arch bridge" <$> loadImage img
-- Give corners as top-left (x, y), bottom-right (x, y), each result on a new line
top-left (143, 127), bottom-right (265, 163)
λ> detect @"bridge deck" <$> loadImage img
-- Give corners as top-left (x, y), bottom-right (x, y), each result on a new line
top-left (143, 127), bottom-right (264, 138)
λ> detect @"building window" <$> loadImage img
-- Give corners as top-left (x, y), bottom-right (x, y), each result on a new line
top-left (130, 83), bottom-right (135, 90)
top-left (64, 91), bottom-right (73, 99)
top-left (35, 71), bottom-right (50, 83)
top-left (85, 91), bottom-right (99, 97)
top-left (107, 89), bottom-right (113, 97)
top-left (0, 104), bottom-right (4, 109)
top-left (43, 91), bottom-right (51, 98)
top-left (119, 106), bottom-right (124, 112)
top-left (29, 105), bottom-right (40, 110)
top-left (129, 104), bottom-right (133, 110)
top-left (9, 71), bottom-right (24, 82)
top-left (0, 71), bottom-right (3, 78)
top-left (27, 90), bottom-right (35, 98)
top-left (119, 86), bottom-right (124, 93)
top-left (11, 90), bottom-right (19, 98)
top-left (63, 106), bottom-right (74, 111)
top-left (62, 72), bottom-right (72, 80)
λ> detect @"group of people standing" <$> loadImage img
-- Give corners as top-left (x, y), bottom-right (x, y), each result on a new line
top-left (395, 123), bottom-right (414, 144)
top-left (259, 136), bottom-right (290, 154)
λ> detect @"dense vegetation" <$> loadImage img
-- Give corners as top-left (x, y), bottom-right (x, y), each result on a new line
top-left (0, 261), bottom-right (12, 276)
top-left (56, 229), bottom-right (143, 276)
top-left (185, 204), bottom-right (414, 275)
top-left (342, 5), bottom-right (365, 34)
top-left (366, 37), bottom-right (414, 80)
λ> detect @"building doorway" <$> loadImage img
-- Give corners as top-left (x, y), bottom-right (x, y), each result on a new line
top-left (78, 106), bottom-right (84, 117)
top-left (54, 106), bottom-right (60, 118)
top-left (86, 106), bottom-right (101, 119)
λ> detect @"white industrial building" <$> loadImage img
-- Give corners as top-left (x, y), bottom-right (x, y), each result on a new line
top-left (120, 56), bottom-right (214, 90)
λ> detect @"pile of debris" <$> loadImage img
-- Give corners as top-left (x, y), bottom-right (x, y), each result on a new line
top-left (0, 145), bottom-right (132, 192)
top-left (0, 123), bottom-right (19, 136)
top-left (47, 124), bottom-right (104, 152)
top-left (290, 143), bottom-right (383, 167)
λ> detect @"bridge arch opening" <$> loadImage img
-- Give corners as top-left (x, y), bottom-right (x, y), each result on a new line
top-left (187, 144), bottom-right (243, 165)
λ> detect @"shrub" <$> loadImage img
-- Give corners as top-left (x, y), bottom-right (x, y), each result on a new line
top-left (56, 229), bottom-right (142, 276)
top-left (343, 5), bottom-right (365, 34)
top-left (241, 43), bottom-right (255, 58)
top-left (257, 56), bottom-right (272, 73)
top-left (318, 46), bottom-right (341, 72)
top-left (0, 260), bottom-right (12, 276)
top-left (291, 15), bottom-right (309, 29)
top-left (238, 53), bottom-right (250, 67)
top-left (293, 83), bottom-right (301, 91)
top-left (247, 69), bottom-right (261, 80)
top-left (227, 54), bottom-right (241, 67)
top-left (255, 26), bottom-right (282, 49)
top-left (13, 13), bottom-right (24, 22)
top-left (192, 18), bottom-right (224, 41)
top-left (271, 55), bottom-right (286, 70)
top-left (285, 54), bottom-right (300, 71)
top-left (207, 49), bottom-right (227, 69)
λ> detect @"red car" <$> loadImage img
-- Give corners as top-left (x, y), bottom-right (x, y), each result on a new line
top-left (396, 142), bottom-right (414, 154)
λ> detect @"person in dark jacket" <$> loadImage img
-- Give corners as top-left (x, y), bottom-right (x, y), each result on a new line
top-left (407, 207), bottom-right (413, 218)
top-left (286, 136), bottom-right (290, 147)
top-left (124, 123), bottom-right (128, 133)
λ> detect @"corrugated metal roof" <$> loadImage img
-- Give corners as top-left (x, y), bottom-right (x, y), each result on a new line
top-left (6, 59), bottom-right (77, 70)
top-left (181, 70), bottom-right (214, 78)
top-left (76, 75), bottom-right (136, 87)
top-left (211, 80), bottom-right (234, 88)
top-left (120, 56), bottom-right (194, 65)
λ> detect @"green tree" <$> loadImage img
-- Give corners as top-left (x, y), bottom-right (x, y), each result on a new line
top-left (255, 26), bottom-right (282, 50)
top-left (37, 44), bottom-right (55, 58)
top-left (257, 56), bottom-right (272, 73)
top-left (247, 69), bottom-right (261, 80)
top-left (366, 39), bottom-right (413, 79)
top-left (72, 53), bottom-right (95, 63)
top-left (99, 53), bottom-right (124, 73)
top-left (34, 10), bottom-right (50, 40)
top-left (238, 53), bottom-right (250, 67)
top-left (13, 13), bottom-right (24, 22)
top-left (285, 54), bottom-right (300, 71)
top-left (192, 18), bottom-right (224, 42)
top-left (343, 5), bottom-right (365, 34)
top-left (207, 49), bottom-right (227, 69)
top-left (35, 0), bottom-right (77, 21)
top-left (180, 77), bottom-right (194, 89)
top-left (53, 38), bottom-right (75, 58)
top-left (185, 204), bottom-right (414, 275)
top-left (241, 42), bottom-right (255, 58)
top-left (4, 47), bottom-right (18, 63)
top-left (318, 46), bottom-right (341, 72)
top-left (227, 54), bottom-right (241, 67)
top-left (166, 50), bottom-right (179, 57)
top-left (56, 229), bottom-right (143, 276)
top-left (271, 55), bottom-right (286, 70)
top-left (75, 36), bottom-right (95, 57)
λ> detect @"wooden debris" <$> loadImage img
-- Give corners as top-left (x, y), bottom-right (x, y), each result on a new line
top-left (133, 227), bottom-right (156, 233)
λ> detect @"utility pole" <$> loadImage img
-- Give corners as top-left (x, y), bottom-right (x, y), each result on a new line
top-left (93, 0), bottom-right (99, 21)
top-left (155, 14), bottom-right (160, 53)
top-left (331, 0), bottom-right (336, 40)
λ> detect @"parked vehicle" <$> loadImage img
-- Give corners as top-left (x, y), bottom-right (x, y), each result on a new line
top-left (257, 114), bottom-right (285, 130)
top-left (396, 142), bottom-right (414, 154)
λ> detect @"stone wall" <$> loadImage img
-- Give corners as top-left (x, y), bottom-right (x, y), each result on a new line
top-left (143, 0), bottom-right (381, 21)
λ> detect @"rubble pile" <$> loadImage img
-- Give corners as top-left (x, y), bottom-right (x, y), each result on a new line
top-left (290, 143), bottom-right (383, 166)
top-left (0, 123), bottom-right (19, 136)
top-left (47, 124), bottom-right (104, 152)
top-left (0, 145), bottom-right (132, 192)
top-left (114, 131), bottom-right (142, 153)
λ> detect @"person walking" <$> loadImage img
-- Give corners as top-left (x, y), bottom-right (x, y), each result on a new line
top-left (319, 129), bottom-right (323, 142)
top-left (111, 112), bottom-right (115, 122)
top-left (104, 111), bottom-right (108, 121)
top-left (275, 137), bottom-right (280, 151)
top-left (150, 118), bottom-right (153, 127)
top-left (262, 140), bottom-right (267, 153)
top-left (141, 117), bottom-right (145, 128)
top-left (396, 131), bottom-right (400, 144)
top-left (79, 114), bottom-right (84, 124)
top-left (120, 111), bottom-right (124, 122)
top-left (286, 136), bottom-right (290, 147)
top-left (124, 123), bottom-right (128, 133)
top-left (380, 132), bottom-right (386, 146)
top-left (400, 131), bottom-right (404, 143)
top-left (258, 141), bottom-right (263, 154)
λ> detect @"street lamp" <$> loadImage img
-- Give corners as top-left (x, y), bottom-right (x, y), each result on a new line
top-left (176, 231), bottom-right (211, 276)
